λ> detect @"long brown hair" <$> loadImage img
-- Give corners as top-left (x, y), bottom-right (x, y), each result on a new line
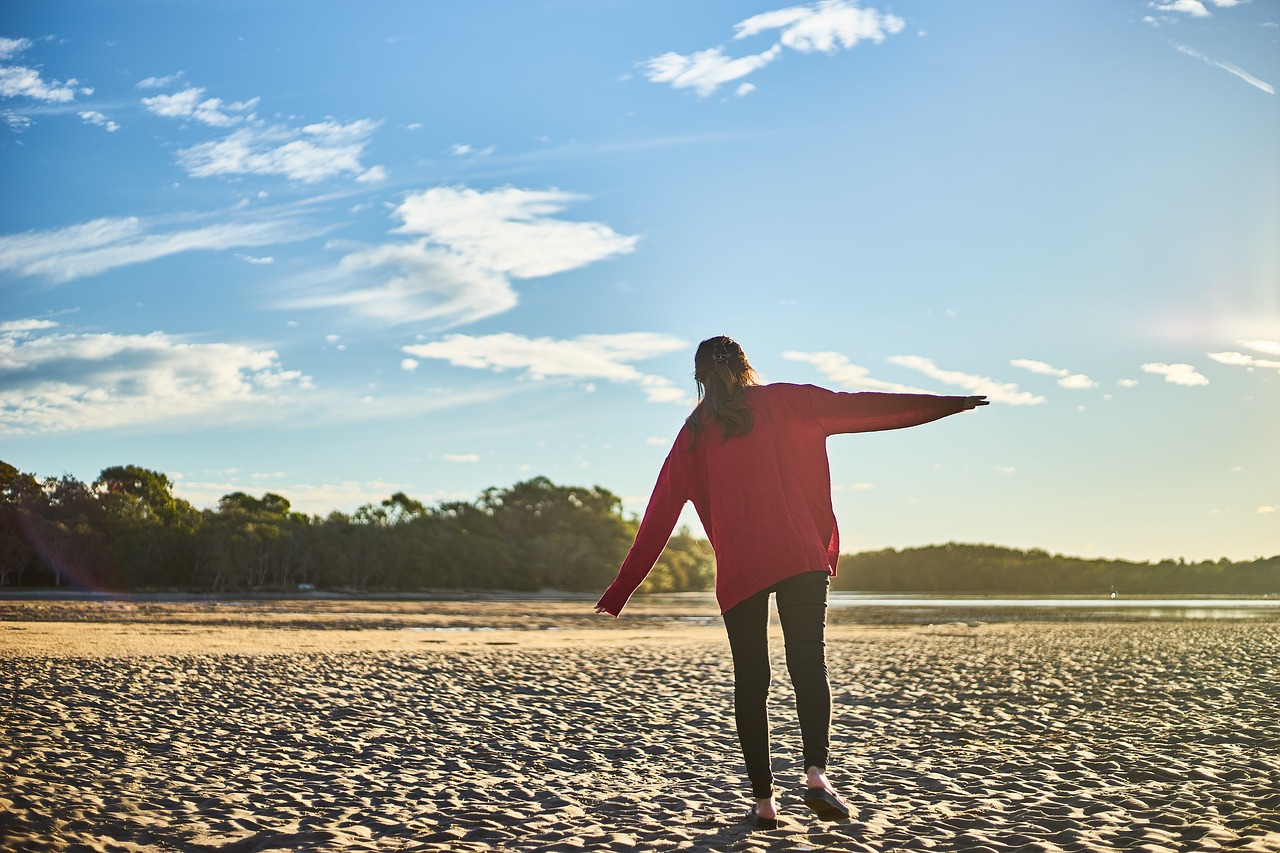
top-left (685, 335), bottom-right (761, 443)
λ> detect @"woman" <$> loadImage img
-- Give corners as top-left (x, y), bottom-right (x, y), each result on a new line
top-left (595, 335), bottom-right (988, 828)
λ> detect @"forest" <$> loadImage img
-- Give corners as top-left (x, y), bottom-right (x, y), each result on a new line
top-left (1, 460), bottom-right (1275, 595)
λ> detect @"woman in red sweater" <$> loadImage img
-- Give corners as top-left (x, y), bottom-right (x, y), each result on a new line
top-left (595, 335), bottom-right (988, 828)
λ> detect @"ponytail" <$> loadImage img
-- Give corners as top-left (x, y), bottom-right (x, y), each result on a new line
top-left (685, 335), bottom-right (760, 444)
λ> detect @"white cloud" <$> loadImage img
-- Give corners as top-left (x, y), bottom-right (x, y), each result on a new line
top-left (394, 186), bottom-right (639, 278)
top-left (1207, 350), bottom-right (1280, 373)
top-left (400, 358), bottom-right (419, 371)
top-left (142, 87), bottom-right (259, 126)
top-left (1140, 362), bottom-right (1210, 386)
top-left (1241, 339), bottom-right (1280, 356)
top-left (641, 44), bottom-right (782, 98)
top-left (783, 351), bottom-right (932, 393)
top-left (140, 82), bottom-right (383, 183)
top-left (0, 214), bottom-right (324, 284)
top-left (1258, 506), bottom-right (1278, 515)
top-left (1153, 0), bottom-right (1211, 16)
top-left (136, 72), bottom-right (185, 89)
top-left (889, 355), bottom-right (1046, 405)
top-left (448, 143), bottom-right (495, 156)
top-left (0, 318), bottom-right (58, 334)
top-left (0, 324), bottom-right (311, 434)
top-left (402, 332), bottom-right (688, 403)
top-left (1010, 358), bottom-right (1067, 377)
top-left (296, 186), bottom-right (637, 326)
top-left (235, 253), bottom-right (274, 265)
top-left (1170, 42), bottom-right (1274, 94)
top-left (1011, 358), bottom-right (1097, 389)
top-left (175, 119), bottom-right (383, 183)
top-left (736, 83), bottom-right (757, 97)
top-left (1058, 374), bottom-right (1098, 390)
top-left (1117, 378), bottom-right (1139, 388)
top-left (442, 453), bottom-right (481, 463)
top-left (172, 476), bottom-right (418, 515)
top-left (643, 0), bottom-right (904, 96)
top-left (295, 241), bottom-right (520, 326)
top-left (0, 37), bottom-right (33, 61)
top-left (734, 0), bottom-right (906, 53)
top-left (0, 65), bottom-right (84, 102)
top-left (79, 110), bottom-right (119, 132)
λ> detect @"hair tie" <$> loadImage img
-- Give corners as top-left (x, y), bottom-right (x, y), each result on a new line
top-left (712, 340), bottom-right (732, 363)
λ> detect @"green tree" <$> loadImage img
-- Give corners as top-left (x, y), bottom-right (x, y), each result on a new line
top-left (482, 477), bottom-right (632, 591)
top-left (640, 526), bottom-right (716, 593)
top-left (0, 461), bottom-right (42, 587)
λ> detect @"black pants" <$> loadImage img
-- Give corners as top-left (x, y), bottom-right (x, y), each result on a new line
top-left (721, 570), bottom-right (832, 800)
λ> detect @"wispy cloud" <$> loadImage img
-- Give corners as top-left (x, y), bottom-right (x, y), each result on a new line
top-left (641, 0), bottom-right (905, 97)
top-left (0, 38), bottom-right (33, 61)
top-left (140, 80), bottom-right (385, 182)
top-left (0, 322), bottom-right (311, 434)
top-left (642, 45), bottom-right (783, 98)
top-left (782, 351), bottom-right (933, 393)
top-left (889, 356), bottom-right (1046, 405)
top-left (1141, 362), bottom-right (1210, 386)
top-left (1, 36), bottom-right (95, 106)
top-left (0, 65), bottom-right (88, 103)
top-left (142, 86), bottom-right (259, 126)
top-left (78, 110), bottom-right (119, 132)
top-left (175, 119), bottom-right (385, 183)
top-left (1169, 41), bottom-right (1274, 94)
top-left (448, 143), bottom-right (496, 157)
top-left (733, 0), bottom-right (906, 52)
top-left (135, 71), bottom-right (186, 90)
top-left (1239, 339), bottom-right (1280, 356)
top-left (0, 318), bottom-right (58, 334)
top-left (171, 475), bottom-right (418, 515)
top-left (1152, 0), bottom-right (1212, 17)
top-left (1207, 340), bottom-right (1280, 373)
top-left (292, 186), bottom-right (638, 326)
top-left (1010, 358), bottom-right (1097, 389)
top-left (402, 332), bottom-right (688, 403)
top-left (0, 214), bottom-right (326, 284)
top-left (1150, 0), bottom-right (1242, 17)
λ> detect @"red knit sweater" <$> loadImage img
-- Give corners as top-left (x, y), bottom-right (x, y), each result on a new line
top-left (595, 383), bottom-right (971, 616)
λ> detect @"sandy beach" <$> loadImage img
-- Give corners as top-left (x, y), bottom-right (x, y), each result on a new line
top-left (2, 599), bottom-right (1278, 852)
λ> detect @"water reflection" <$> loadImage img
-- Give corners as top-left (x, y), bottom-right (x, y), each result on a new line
top-left (824, 595), bottom-right (1280, 620)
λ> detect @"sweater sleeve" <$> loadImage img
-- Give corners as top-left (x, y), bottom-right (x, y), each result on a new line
top-left (594, 434), bottom-right (692, 616)
top-left (807, 385), bottom-right (970, 435)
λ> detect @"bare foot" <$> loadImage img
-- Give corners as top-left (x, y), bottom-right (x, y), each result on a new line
top-left (804, 766), bottom-right (851, 819)
top-left (753, 796), bottom-right (778, 820)
top-left (805, 766), bottom-right (835, 792)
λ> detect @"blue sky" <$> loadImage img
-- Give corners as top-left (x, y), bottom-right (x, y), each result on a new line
top-left (2, 0), bottom-right (1277, 563)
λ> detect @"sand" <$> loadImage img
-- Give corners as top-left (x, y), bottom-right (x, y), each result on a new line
top-left (1, 599), bottom-right (1278, 852)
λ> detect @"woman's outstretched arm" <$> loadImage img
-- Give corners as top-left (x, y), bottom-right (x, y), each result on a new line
top-left (594, 437), bottom-right (692, 616)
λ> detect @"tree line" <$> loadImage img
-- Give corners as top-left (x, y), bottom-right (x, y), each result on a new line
top-left (0, 461), bottom-right (711, 594)
top-left (1, 460), bottom-right (1274, 595)
top-left (832, 543), bottom-right (1278, 596)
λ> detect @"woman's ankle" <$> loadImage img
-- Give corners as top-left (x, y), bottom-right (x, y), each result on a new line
top-left (805, 766), bottom-right (829, 788)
